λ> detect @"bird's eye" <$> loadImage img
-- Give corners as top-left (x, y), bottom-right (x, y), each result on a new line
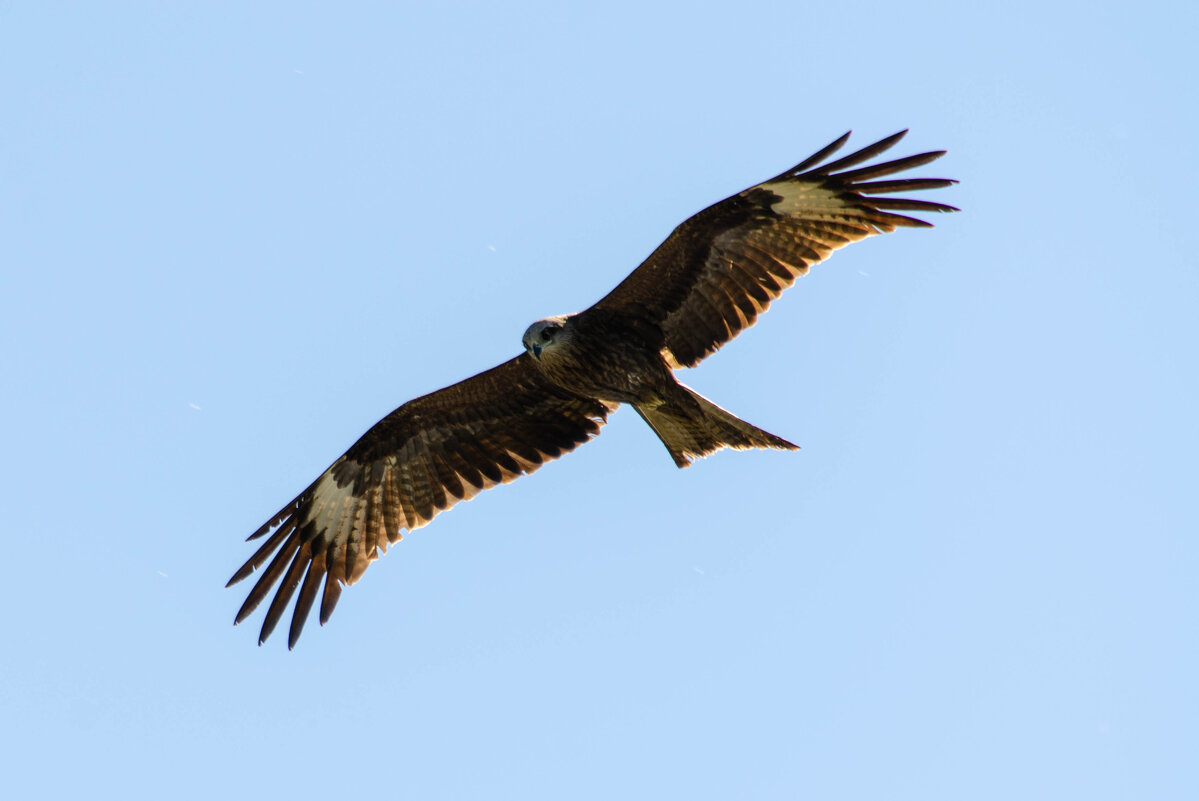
top-left (540, 328), bottom-right (554, 342)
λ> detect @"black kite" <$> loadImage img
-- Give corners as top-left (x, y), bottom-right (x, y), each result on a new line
top-left (229, 130), bottom-right (958, 647)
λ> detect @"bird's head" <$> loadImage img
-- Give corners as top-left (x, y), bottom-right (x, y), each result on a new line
top-left (522, 315), bottom-right (570, 361)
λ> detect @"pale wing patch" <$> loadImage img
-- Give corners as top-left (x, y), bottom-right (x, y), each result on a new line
top-left (306, 466), bottom-right (359, 540)
top-left (756, 180), bottom-right (897, 241)
top-left (759, 179), bottom-right (856, 216)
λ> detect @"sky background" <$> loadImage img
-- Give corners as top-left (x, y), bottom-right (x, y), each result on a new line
top-left (2, 2), bottom-right (1196, 798)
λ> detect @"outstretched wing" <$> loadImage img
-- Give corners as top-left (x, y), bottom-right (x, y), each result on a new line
top-left (227, 354), bottom-right (612, 648)
top-left (590, 130), bottom-right (958, 368)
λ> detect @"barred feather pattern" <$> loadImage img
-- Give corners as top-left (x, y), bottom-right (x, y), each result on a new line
top-left (227, 354), bottom-right (612, 648)
top-left (594, 130), bottom-right (958, 368)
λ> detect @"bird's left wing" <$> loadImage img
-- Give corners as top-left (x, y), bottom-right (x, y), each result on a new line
top-left (590, 130), bottom-right (957, 368)
top-left (227, 353), bottom-right (612, 648)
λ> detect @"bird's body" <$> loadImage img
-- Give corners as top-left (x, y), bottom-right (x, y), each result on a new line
top-left (229, 130), bottom-right (958, 647)
top-left (524, 310), bottom-right (669, 405)
top-left (525, 309), bottom-right (797, 466)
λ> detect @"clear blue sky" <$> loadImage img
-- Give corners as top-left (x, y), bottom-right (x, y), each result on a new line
top-left (3, 2), bottom-right (1195, 799)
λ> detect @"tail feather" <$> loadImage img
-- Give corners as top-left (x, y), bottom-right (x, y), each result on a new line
top-left (635, 384), bottom-right (798, 468)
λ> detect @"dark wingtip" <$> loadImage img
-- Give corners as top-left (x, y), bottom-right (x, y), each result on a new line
top-left (233, 593), bottom-right (258, 625)
top-left (877, 129), bottom-right (910, 149)
top-left (319, 577), bottom-right (343, 626)
top-left (258, 617), bottom-right (278, 646)
top-left (816, 131), bottom-right (911, 175)
top-left (770, 131), bottom-right (852, 180)
top-left (226, 567), bottom-right (252, 588)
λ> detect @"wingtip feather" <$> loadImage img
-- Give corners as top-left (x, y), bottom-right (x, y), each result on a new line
top-left (812, 130), bottom-right (910, 175)
top-left (772, 131), bottom-right (851, 179)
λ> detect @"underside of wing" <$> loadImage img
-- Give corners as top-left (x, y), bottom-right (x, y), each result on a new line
top-left (227, 354), bottom-right (613, 648)
top-left (592, 130), bottom-right (958, 368)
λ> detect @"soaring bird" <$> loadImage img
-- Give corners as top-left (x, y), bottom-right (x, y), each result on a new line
top-left (229, 130), bottom-right (957, 647)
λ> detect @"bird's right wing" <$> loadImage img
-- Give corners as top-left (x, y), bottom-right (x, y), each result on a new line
top-left (227, 353), bottom-right (613, 648)
top-left (591, 130), bottom-right (957, 368)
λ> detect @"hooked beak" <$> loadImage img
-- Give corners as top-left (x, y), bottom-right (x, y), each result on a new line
top-left (530, 343), bottom-right (542, 360)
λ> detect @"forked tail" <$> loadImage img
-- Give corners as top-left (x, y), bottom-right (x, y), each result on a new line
top-left (634, 383), bottom-right (798, 468)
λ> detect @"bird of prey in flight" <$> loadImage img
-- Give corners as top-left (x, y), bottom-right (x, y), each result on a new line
top-left (229, 130), bottom-right (957, 647)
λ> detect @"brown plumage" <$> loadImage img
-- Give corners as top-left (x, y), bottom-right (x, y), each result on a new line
top-left (229, 130), bottom-right (958, 647)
